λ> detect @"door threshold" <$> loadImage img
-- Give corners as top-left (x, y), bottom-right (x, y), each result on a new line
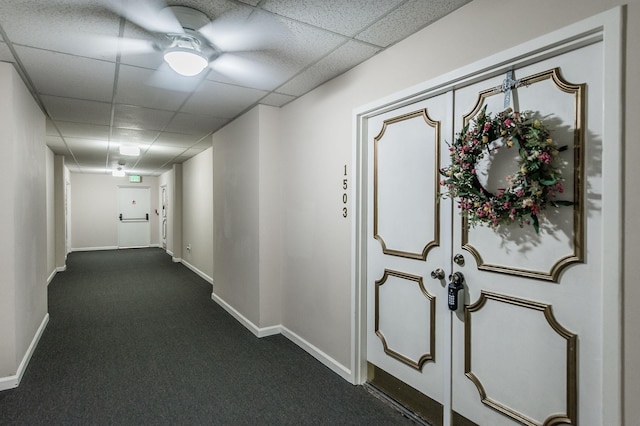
top-left (364, 382), bottom-right (432, 425)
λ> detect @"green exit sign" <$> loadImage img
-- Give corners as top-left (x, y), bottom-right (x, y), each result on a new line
top-left (129, 175), bottom-right (142, 183)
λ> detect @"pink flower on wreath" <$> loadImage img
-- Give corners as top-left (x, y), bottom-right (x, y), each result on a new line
top-left (540, 152), bottom-right (551, 164)
top-left (483, 122), bottom-right (491, 132)
top-left (555, 182), bottom-right (564, 193)
top-left (503, 118), bottom-right (513, 127)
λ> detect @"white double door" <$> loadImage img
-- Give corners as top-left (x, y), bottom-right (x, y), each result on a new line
top-left (364, 29), bottom-right (615, 425)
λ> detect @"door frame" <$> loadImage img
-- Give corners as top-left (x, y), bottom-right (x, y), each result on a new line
top-left (351, 7), bottom-right (623, 423)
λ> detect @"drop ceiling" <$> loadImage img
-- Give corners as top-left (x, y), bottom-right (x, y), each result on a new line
top-left (0, 0), bottom-right (470, 176)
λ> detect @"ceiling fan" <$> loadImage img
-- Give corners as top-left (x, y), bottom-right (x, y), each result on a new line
top-left (98, 0), bottom-right (287, 88)
top-left (156, 6), bottom-right (220, 76)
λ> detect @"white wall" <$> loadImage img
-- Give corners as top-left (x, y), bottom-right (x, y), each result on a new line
top-left (70, 173), bottom-right (159, 250)
top-left (181, 148), bottom-right (213, 281)
top-left (258, 106), bottom-right (282, 327)
top-left (211, 105), bottom-right (282, 330)
top-left (0, 63), bottom-right (47, 384)
top-left (213, 108), bottom-right (261, 325)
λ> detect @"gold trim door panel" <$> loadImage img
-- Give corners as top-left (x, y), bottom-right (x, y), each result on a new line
top-left (451, 39), bottom-right (605, 425)
top-left (366, 93), bottom-right (453, 422)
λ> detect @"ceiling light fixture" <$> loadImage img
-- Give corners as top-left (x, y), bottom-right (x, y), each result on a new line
top-left (112, 166), bottom-right (125, 177)
top-left (163, 35), bottom-right (209, 77)
top-left (119, 145), bottom-right (140, 156)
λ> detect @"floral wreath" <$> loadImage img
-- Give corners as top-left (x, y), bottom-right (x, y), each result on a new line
top-left (439, 105), bottom-right (572, 233)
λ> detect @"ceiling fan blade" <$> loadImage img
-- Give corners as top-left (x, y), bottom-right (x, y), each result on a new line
top-left (85, 34), bottom-right (158, 57)
top-left (209, 52), bottom-right (287, 91)
top-left (102, 0), bottom-right (183, 34)
top-left (198, 10), bottom-right (289, 52)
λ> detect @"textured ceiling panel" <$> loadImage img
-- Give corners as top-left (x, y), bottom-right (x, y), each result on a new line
top-left (261, 0), bottom-right (404, 37)
top-left (113, 104), bottom-right (175, 132)
top-left (114, 65), bottom-right (191, 110)
top-left (356, 0), bottom-right (471, 47)
top-left (154, 132), bottom-right (206, 148)
top-left (260, 92), bottom-right (296, 107)
top-left (53, 122), bottom-right (110, 141)
top-left (165, 113), bottom-right (229, 136)
top-left (278, 39), bottom-right (381, 96)
top-left (0, 0), bottom-right (469, 175)
top-left (0, 0), bottom-right (121, 60)
top-left (41, 95), bottom-right (111, 125)
top-left (15, 46), bottom-right (116, 102)
top-left (180, 79), bottom-right (267, 117)
top-left (0, 42), bottom-right (14, 62)
top-left (111, 128), bottom-right (160, 144)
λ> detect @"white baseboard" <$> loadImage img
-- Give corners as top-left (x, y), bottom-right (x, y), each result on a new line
top-left (47, 265), bottom-right (67, 286)
top-left (180, 260), bottom-right (213, 284)
top-left (280, 326), bottom-right (352, 382)
top-left (0, 313), bottom-right (49, 392)
top-left (71, 246), bottom-right (118, 252)
top-left (210, 292), bottom-right (278, 338)
top-left (210, 292), bottom-right (351, 381)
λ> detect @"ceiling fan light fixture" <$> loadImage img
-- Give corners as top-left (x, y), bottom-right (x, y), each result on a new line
top-left (164, 50), bottom-right (208, 76)
top-left (164, 35), bottom-right (209, 77)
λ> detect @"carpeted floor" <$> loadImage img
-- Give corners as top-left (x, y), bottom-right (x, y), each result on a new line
top-left (0, 248), bottom-right (414, 425)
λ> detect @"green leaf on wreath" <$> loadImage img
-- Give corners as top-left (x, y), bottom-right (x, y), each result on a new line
top-left (539, 179), bottom-right (557, 186)
top-left (531, 214), bottom-right (540, 234)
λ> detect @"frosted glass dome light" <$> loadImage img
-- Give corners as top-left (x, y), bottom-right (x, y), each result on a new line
top-left (164, 50), bottom-right (208, 77)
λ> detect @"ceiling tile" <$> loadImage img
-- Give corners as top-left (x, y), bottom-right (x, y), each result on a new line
top-left (0, 0), bottom-right (121, 61)
top-left (41, 95), bottom-right (111, 125)
top-left (165, 113), bottom-right (229, 136)
top-left (118, 23), bottom-right (164, 70)
top-left (46, 135), bottom-right (69, 153)
top-left (111, 128), bottom-right (160, 144)
top-left (278, 40), bottom-right (381, 96)
top-left (260, 92), bottom-right (296, 107)
top-left (15, 46), bottom-right (116, 101)
top-left (356, 0), bottom-right (471, 47)
top-left (64, 136), bottom-right (109, 153)
top-left (0, 42), bottom-right (14, 62)
top-left (115, 65), bottom-right (192, 110)
top-left (154, 132), bottom-right (205, 148)
top-left (54, 121), bottom-right (110, 141)
top-left (113, 104), bottom-right (175, 132)
top-left (261, 0), bottom-right (404, 36)
top-left (144, 144), bottom-right (189, 158)
top-left (180, 79), bottom-right (267, 117)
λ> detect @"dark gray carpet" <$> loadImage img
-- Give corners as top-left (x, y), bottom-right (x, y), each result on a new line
top-left (0, 248), bottom-right (414, 425)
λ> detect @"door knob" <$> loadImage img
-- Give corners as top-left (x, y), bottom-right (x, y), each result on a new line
top-left (430, 268), bottom-right (445, 280)
top-left (453, 253), bottom-right (465, 266)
